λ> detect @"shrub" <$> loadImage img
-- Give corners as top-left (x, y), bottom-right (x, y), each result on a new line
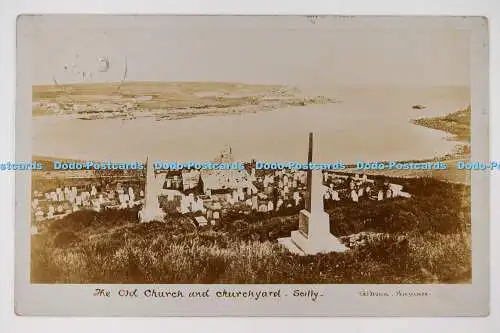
top-left (53, 231), bottom-right (79, 248)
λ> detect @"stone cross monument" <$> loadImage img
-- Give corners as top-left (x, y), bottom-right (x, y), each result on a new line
top-left (139, 156), bottom-right (166, 223)
top-left (278, 133), bottom-right (347, 255)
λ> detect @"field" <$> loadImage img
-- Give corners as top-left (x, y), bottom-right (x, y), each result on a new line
top-left (32, 81), bottom-right (337, 120)
top-left (31, 176), bottom-right (471, 284)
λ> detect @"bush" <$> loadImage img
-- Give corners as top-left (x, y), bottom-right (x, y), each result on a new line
top-left (53, 231), bottom-right (79, 248)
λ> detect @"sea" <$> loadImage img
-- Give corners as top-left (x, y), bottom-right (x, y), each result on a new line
top-left (31, 86), bottom-right (470, 164)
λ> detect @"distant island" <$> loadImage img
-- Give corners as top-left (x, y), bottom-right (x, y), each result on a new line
top-left (32, 81), bottom-right (340, 120)
top-left (411, 105), bottom-right (471, 142)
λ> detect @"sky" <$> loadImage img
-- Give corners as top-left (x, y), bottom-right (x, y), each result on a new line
top-left (25, 15), bottom-right (471, 88)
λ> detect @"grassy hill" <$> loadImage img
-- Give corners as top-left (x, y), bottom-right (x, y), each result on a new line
top-left (31, 176), bottom-right (470, 284)
top-left (411, 105), bottom-right (471, 142)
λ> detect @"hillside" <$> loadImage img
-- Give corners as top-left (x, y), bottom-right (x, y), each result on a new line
top-left (411, 105), bottom-right (471, 142)
top-left (32, 81), bottom-right (338, 120)
top-left (31, 176), bottom-right (471, 284)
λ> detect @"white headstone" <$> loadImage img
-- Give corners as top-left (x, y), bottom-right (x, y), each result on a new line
top-left (378, 190), bottom-right (384, 201)
top-left (180, 197), bottom-right (190, 214)
top-left (276, 198), bottom-right (284, 210)
top-left (351, 190), bottom-right (359, 202)
top-left (332, 190), bottom-right (340, 201)
top-left (196, 198), bottom-right (205, 212)
top-left (251, 196), bottom-right (258, 211)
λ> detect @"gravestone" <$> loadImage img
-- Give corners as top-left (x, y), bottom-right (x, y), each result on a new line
top-left (258, 203), bottom-right (268, 213)
top-left (332, 190), bottom-right (340, 201)
top-left (276, 198), bottom-right (284, 211)
top-left (139, 157), bottom-right (166, 222)
top-left (351, 190), bottom-right (359, 202)
top-left (377, 190), bottom-right (384, 201)
top-left (251, 195), bottom-right (258, 211)
top-left (278, 133), bottom-right (347, 255)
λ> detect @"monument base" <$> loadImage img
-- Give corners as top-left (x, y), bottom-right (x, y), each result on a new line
top-left (138, 207), bottom-right (166, 223)
top-left (278, 210), bottom-right (348, 255)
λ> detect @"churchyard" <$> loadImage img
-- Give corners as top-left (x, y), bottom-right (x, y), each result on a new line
top-left (30, 158), bottom-right (470, 284)
top-left (30, 161), bottom-right (410, 234)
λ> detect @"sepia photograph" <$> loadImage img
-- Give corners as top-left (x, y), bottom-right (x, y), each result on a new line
top-left (14, 14), bottom-right (490, 316)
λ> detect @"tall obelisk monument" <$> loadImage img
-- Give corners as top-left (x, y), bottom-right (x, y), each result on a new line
top-left (139, 157), bottom-right (165, 223)
top-left (278, 133), bottom-right (347, 255)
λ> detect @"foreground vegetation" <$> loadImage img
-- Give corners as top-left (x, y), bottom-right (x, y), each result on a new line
top-left (31, 177), bottom-right (471, 284)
